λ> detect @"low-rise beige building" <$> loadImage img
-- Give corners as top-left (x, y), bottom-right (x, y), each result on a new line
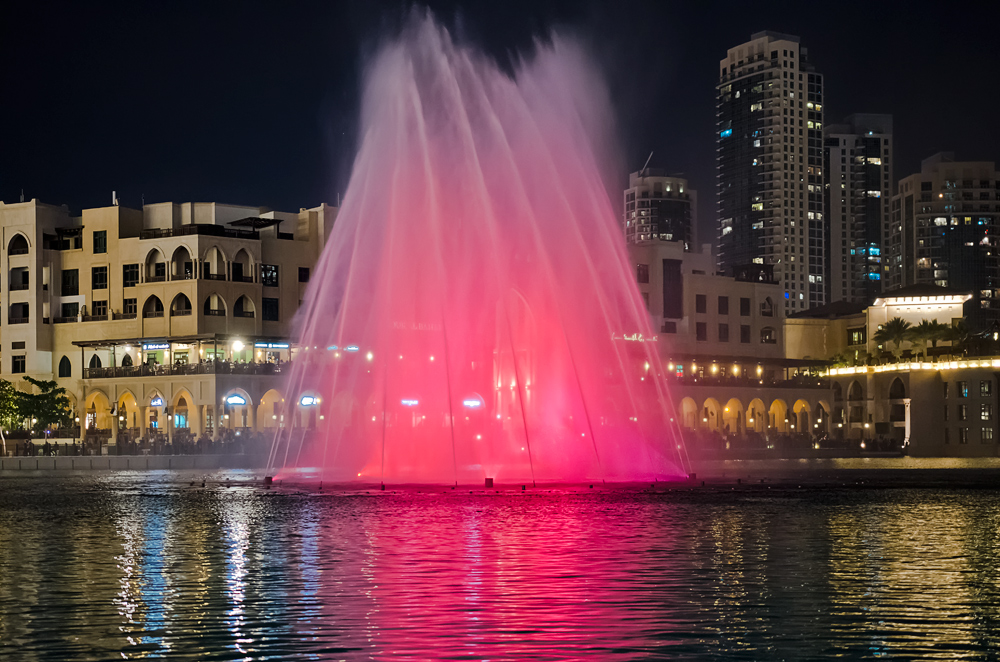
top-left (0, 198), bottom-right (336, 448)
top-left (784, 284), bottom-right (998, 455)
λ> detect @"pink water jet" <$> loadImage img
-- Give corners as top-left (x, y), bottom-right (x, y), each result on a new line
top-left (268, 14), bottom-right (687, 484)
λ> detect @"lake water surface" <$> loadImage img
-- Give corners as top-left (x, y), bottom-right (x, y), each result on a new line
top-left (1, 471), bottom-right (999, 660)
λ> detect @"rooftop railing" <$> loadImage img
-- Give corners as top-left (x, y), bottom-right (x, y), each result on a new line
top-left (83, 361), bottom-right (288, 379)
top-left (139, 224), bottom-right (259, 241)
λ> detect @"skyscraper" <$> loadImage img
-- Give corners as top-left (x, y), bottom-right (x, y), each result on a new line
top-left (622, 169), bottom-right (695, 247)
top-left (717, 31), bottom-right (825, 312)
top-left (824, 114), bottom-right (893, 303)
top-left (889, 153), bottom-right (1000, 328)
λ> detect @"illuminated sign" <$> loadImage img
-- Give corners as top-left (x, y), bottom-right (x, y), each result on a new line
top-left (611, 333), bottom-right (658, 343)
top-left (400, 399), bottom-right (419, 407)
top-left (225, 394), bottom-right (247, 406)
top-left (462, 399), bottom-right (483, 408)
top-left (254, 342), bottom-right (290, 349)
top-left (143, 343), bottom-right (170, 351)
top-left (344, 345), bottom-right (359, 352)
top-left (327, 345), bottom-right (339, 351)
top-left (299, 395), bottom-right (318, 406)
top-left (150, 397), bottom-right (164, 407)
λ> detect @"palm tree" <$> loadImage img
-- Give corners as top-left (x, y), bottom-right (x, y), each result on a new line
top-left (874, 317), bottom-right (912, 360)
top-left (944, 320), bottom-right (969, 356)
top-left (907, 319), bottom-right (950, 359)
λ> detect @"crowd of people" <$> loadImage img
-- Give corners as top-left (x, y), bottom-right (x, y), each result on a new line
top-left (682, 428), bottom-right (905, 456)
top-left (5, 428), bottom-right (274, 457)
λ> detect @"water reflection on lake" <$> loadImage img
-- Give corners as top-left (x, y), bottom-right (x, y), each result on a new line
top-left (1, 472), bottom-right (999, 660)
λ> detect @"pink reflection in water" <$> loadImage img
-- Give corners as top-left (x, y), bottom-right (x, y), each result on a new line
top-left (270, 13), bottom-right (686, 484)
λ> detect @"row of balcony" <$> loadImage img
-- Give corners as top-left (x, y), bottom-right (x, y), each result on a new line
top-left (141, 273), bottom-right (254, 283)
top-left (83, 360), bottom-right (288, 380)
top-left (6, 310), bottom-right (257, 325)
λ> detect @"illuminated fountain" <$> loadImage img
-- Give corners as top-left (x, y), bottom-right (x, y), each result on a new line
top-left (267, 14), bottom-right (687, 484)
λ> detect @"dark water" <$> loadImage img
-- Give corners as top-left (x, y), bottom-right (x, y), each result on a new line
top-left (2, 472), bottom-right (1000, 660)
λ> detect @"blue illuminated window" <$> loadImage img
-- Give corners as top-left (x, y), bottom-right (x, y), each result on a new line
top-left (720, 129), bottom-right (733, 138)
top-left (784, 292), bottom-right (790, 299)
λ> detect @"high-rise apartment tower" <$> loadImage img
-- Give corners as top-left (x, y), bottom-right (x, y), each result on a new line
top-left (824, 114), bottom-right (893, 303)
top-left (717, 31), bottom-right (825, 312)
top-left (889, 153), bottom-right (1000, 328)
top-left (622, 169), bottom-right (695, 247)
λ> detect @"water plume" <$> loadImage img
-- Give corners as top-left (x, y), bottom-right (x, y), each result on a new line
top-left (269, 13), bottom-right (687, 484)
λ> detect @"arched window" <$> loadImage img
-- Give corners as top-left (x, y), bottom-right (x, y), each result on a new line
top-left (143, 296), bottom-right (164, 318)
top-left (121, 354), bottom-right (134, 367)
top-left (234, 295), bottom-right (255, 318)
top-left (170, 293), bottom-right (192, 316)
top-left (889, 378), bottom-right (906, 400)
top-left (204, 293), bottom-right (227, 316)
top-left (89, 354), bottom-right (102, 369)
top-left (232, 249), bottom-right (253, 282)
top-left (58, 356), bottom-right (72, 378)
top-left (7, 234), bottom-right (28, 255)
top-left (145, 248), bottom-right (166, 281)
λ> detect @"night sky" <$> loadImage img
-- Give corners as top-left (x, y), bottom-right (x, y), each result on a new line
top-left (3, 0), bottom-right (999, 244)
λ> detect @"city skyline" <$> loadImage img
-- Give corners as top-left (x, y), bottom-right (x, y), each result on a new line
top-left (3, 0), bottom-right (1000, 247)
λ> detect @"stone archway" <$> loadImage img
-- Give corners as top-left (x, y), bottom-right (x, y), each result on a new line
top-left (723, 398), bottom-right (745, 436)
top-left (702, 398), bottom-right (722, 432)
top-left (769, 399), bottom-right (789, 433)
top-left (259, 389), bottom-right (284, 430)
top-left (746, 398), bottom-right (766, 433)
top-left (680, 397), bottom-right (698, 430)
top-left (792, 399), bottom-right (811, 435)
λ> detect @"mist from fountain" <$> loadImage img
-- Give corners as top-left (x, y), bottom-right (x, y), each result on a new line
top-left (268, 13), bottom-right (688, 484)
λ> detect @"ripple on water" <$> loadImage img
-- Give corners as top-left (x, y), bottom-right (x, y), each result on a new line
top-left (0, 473), bottom-right (999, 660)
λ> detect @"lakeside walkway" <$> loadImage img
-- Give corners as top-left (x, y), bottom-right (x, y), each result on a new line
top-left (0, 454), bottom-right (268, 472)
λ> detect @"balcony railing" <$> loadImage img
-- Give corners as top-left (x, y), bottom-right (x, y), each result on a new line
top-left (139, 224), bottom-right (259, 241)
top-left (234, 311), bottom-right (255, 318)
top-left (82, 314), bottom-right (109, 322)
top-left (8, 247), bottom-right (29, 256)
top-left (205, 308), bottom-right (226, 316)
top-left (232, 275), bottom-right (254, 283)
top-left (8, 317), bottom-right (28, 324)
top-left (83, 361), bottom-right (288, 379)
top-left (113, 312), bottom-right (137, 320)
top-left (170, 309), bottom-right (192, 316)
top-left (143, 310), bottom-right (164, 318)
top-left (9, 282), bottom-right (29, 291)
top-left (145, 275), bottom-right (166, 283)
top-left (53, 316), bottom-right (77, 324)
top-left (203, 273), bottom-right (226, 281)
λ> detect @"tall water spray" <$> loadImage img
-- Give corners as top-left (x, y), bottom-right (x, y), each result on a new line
top-left (269, 15), bottom-right (687, 484)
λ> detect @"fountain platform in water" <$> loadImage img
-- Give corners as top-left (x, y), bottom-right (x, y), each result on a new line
top-left (268, 13), bottom-right (687, 485)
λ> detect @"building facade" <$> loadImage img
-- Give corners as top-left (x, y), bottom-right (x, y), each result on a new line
top-left (888, 153), bottom-right (1000, 329)
top-left (0, 198), bottom-right (336, 447)
top-left (824, 113), bottom-right (893, 303)
top-left (626, 238), bottom-right (834, 449)
top-left (784, 283), bottom-right (1000, 456)
top-left (717, 31), bottom-right (825, 313)
top-left (622, 170), bottom-right (695, 247)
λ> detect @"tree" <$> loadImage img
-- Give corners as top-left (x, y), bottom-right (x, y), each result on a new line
top-left (906, 319), bottom-right (949, 359)
top-left (874, 317), bottom-right (912, 360)
top-left (944, 320), bottom-right (970, 356)
top-left (16, 377), bottom-right (71, 433)
top-left (0, 379), bottom-right (21, 432)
